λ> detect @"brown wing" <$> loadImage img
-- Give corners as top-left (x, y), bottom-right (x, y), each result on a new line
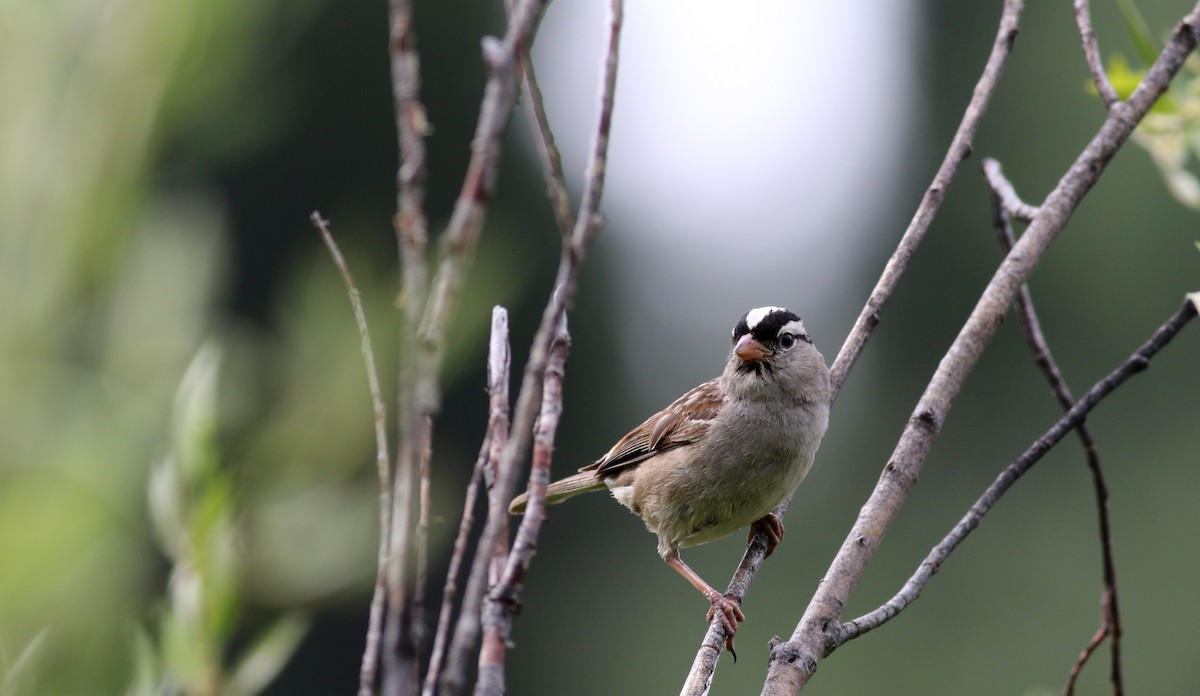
top-left (584, 378), bottom-right (721, 478)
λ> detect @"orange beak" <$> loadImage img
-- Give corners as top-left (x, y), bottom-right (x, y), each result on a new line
top-left (734, 334), bottom-right (769, 362)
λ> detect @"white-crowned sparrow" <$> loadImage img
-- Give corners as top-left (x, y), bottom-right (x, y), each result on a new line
top-left (510, 306), bottom-right (831, 655)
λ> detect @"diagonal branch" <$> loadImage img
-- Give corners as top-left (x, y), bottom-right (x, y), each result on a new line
top-left (983, 159), bottom-right (1039, 222)
top-left (520, 55), bottom-right (576, 237)
top-left (838, 297), bottom-right (1196, 641)
top-left (680, 3), bottom-right (1025, 693)
top-left (827, 0), bottom-right (1024, 397)
top-left (1075, 0), bottom-right (1121, 108)
top-left (761, 6), bottom-right (1200, 694)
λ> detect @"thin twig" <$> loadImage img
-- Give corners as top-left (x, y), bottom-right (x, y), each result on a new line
top-left (680, 3), bottom-right (1026, 694)
top-left (417, 0), bottom-right (551, 386)
top-left (982, 159), bottom-right (1039, 222)
top-left (827, 0), bottom-right (1024, 397)
top-left (438, 1), bottom-right (621, 692)
top-left (437, 311), bottom-right (513, 696)
top-left (520, 55), bottom-right (576, 237)
top-left (309, 212), bottom-right (393, 696)
top-left (477, 312), bottom-right (571, 696)
top-left (984, 162), bottom-right (1125, 696)
top-left (1065, 621), bottom-right (1115, 695)
top-left (838, 298), bottom-right (1196, 641)
top-left (422, 309), bottom-right (511, 696)
top-left (761, 6), bottom-right (1200, 694)
top-left (1075, 0), bottom-right (1121, 108)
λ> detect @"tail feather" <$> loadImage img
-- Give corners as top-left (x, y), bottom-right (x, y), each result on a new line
top-left (509, 472), bottom-right (606, 514)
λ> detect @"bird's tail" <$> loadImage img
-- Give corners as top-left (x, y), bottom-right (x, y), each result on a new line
top-left (508, 472), bottom-right (606, 514)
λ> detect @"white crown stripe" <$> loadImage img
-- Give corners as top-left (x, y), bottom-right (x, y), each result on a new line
top-left (744, 306), bottom-right (788, 331)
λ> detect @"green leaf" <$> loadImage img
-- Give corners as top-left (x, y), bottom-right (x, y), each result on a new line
top-left (1118, 0), bottom-right (1160, 66)
top-left (222, 614), bottom-right (309, 696)
top-left (1105, 53), bottom-right (1179, 114)
top-left (123, 626), bottom-right (161, 696)
top-left (1, 629), bottom-right (48, 696)
top-left (172, 342), bottom-right (222, 482)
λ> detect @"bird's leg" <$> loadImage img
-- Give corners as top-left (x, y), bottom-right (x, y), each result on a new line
top-left (748, 512), bottom-right (784, 558)
top-left (664, 549), bottom-right (744, 657)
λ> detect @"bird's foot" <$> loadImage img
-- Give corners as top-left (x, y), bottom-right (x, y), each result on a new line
top-left (749, 513), bottom-right (784, 558)
top-left (705, 590), bottom-right (745, 660)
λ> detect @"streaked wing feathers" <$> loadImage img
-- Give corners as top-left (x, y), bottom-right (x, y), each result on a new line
top-left (585, 378), bottom-right (721, 478)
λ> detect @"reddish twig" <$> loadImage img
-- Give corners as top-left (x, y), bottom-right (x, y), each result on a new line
top-left (519, 56), bottom-right (575, 237)
top-left (1075, 0), bottom-right (1121, 108)
top-left (839, 299), bottom-right (1196, 642)
top-left (983, 160), bottom-right (1125, 696)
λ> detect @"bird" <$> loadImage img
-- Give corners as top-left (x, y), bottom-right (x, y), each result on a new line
top-left (509, 306), bottom-right (832, 656)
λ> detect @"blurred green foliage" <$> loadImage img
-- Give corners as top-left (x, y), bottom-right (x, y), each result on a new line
top-left (135, 346), bottom-right (308, 696)
top-left (1105, 1), bottom-right (1200, 209)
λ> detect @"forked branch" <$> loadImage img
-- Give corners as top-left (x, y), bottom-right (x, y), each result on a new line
top-left (761, 4), bottom-right (1200, 694)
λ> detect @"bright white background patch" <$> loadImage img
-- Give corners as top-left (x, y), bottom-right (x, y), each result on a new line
top-left (527, 0), bottom-right (920, 399)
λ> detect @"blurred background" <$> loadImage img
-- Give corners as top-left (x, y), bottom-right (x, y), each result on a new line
top-left (2, 0), bottom-right (1198, 694)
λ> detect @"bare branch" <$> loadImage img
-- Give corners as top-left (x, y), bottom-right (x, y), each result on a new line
top-left (308, 212), bottom-right (394, 696)
top-left (439, 1), bottom-right (622, 692)
top-left (827, 0), bottom-right (1023, 397)
top-left (520, 56), bottom-right (576, 236)
top-left (1075, 0), bottom-right (1121, 108)
top-left (985, 165), bottom-right (1125, 696)
top-left (476, 312), bottom-right (571, 696)
top-left (422, 308), bottom-right (511, 696)
top-left (1065, 622), bottom-right (1115, 696)
top-left (437, 309), bottom-right (514, 696)
top-left (762, 6), bottom-right (1200, 693)
top-left (982, 159), bottom-right (1039, 222)
top-left (680, 3), bottom-right (1025, 693)
top-left (384, 0), bottom-right (432, 691)
top-left (839, 298), bottom-right (1195, 642)
top-left (418, 0), bottom-right (551, 382)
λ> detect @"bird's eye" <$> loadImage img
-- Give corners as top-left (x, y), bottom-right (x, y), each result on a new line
top-left (778, 333), bottom-right (796, 349)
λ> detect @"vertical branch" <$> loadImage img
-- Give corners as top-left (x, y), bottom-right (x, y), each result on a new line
top-left (385, 0), bottom-right (432, 693)
top-left (439, 1), bottom-right (623, 692)
top-left (476, 312), bottom-right (571, 696)
top-left (310, 213), bottom-right (393, 696)
top-left (422, 309), bottom-right (512, 696)
top-left (984, 161), bottom-right (1125, 696)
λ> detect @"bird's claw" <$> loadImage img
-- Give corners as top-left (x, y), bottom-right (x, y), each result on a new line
top-left (705, 591), bottom-right (745, 660)
top-left (749, 513), bottom-right (784, 558)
